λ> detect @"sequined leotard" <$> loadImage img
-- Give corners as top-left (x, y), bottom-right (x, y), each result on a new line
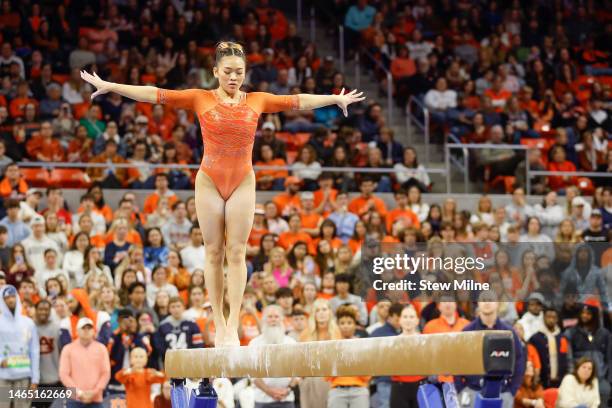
top-left (157, 89), bottom-right (299, 200)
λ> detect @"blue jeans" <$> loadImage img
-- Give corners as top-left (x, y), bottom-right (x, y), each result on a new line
top-left (376, 176), bottom-right (393, 193)
top-left (371, 381), bottom-right (391, 408)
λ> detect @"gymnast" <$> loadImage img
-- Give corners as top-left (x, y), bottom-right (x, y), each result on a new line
top-left (81, 41), bottom-right (365, 346)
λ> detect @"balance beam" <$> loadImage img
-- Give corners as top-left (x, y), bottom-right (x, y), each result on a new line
top-left (165, 330), bottom-right (514, 379)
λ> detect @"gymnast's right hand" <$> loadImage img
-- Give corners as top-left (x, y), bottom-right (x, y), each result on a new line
top-left (80, 70), bottom-right (113, 100)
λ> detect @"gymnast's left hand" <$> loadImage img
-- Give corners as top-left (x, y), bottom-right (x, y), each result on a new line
top-left (336, 88), bottom-right (365, 117)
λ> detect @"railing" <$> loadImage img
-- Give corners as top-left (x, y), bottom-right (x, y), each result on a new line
top-left (407, 96), bottom-right (430, 164)
top-left (17, 161), bottom-right (448, 176)
top-left (526, 170), bottom-right (612, 195)
top-left (444, 143), bottom-right (529, 194)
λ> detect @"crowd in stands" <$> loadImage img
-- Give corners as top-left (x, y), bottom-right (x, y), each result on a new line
top-left (0, 0), bottom-right (609, 408)
top-left (326, 0), bottom-right (611, 190)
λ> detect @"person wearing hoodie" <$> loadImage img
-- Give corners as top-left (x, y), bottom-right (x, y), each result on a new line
top-left (564, 300), bottom-right (612, 407)
top-left (528, 307), bottom-right (569, 388)
top-left (0, 285), bottom-right (39, 404)
top-left (34, 299), bottom-right (61, 407)
top-left (560, 244), bottom-right (611, 311)
top-left (59, 288), bottom-right (111, 350)
top-left (517, 292), bottom-right (546, 341)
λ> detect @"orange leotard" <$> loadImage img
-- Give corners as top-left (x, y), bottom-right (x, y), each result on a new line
top-left (157, 88), bottom-right (299, 200)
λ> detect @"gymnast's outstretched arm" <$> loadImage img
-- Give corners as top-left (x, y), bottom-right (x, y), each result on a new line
top-left (297, 88), bottom-right (365, 116)
top-left (80, 70), bottom-right (158, 103)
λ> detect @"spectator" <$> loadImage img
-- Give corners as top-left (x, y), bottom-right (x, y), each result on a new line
top-left (143, 174), bottom-right (178, 215)
top-left (154, 297), bottom-right (203, 360)
top-left (371, 302), bottom-right (403, 408)
top-left (0, 285), bottom-right (39, 395)
top-left (556, 357), bottom-right (600, 408)
top-left (125, 283), bottom-right (158, 326)
top-left (143, 228), bottom-right (169, 271)
top-left (161, 201), bottom-right (192, 251)
top-left (560, 245), bottom-right (610, 310)
top-left (0, 163), bottom-right (28, 199)
top-left (250, 304), bottom-right (299, 408)
top-left (327, 305), bottom-right (371, 408)
top-left (59, 317), bottom-right (111, 407)
top-left (255, 143), bottom-right (289, 191)
top-left (87, 140), bottom-right (127, 189)
top-left (517, 292), bottom-right (545, 341)
top-left (505, 187), bottom-right (533, 227)
top-left (292, 145), bottom-right (322, 191)
top-left (327, 192), bottom-right (359, 243)
top-left (547, 146), bottom-right (578, 193)
top-left (22, 215), bottom-right (60, 273)
top-left (564, 301), bottom-right (611, 405)
top-left (180, 224), bottom-right (206, 273)
top-left (393, 147), bottom-right (430, 192)
top-left (329, 274), bottom-right (367, 327)
top-left (348, 177), bottom-right (388, 219)
top-left (253, 121), bottom-right (287, 163)
top-left (344, 0), bottom-right (376, 49)
top-left (59, 288), bottom-right (112, 348)
top-left (514, 361), bottom-right (544, 408)
top-left (424, 78), bottom-right (457, 124)
top-left (528, 307), bottom-right (569, 388)
top-left (107, 309), bottom-right (149, 395)
top-left (146, 266), bottom-right (178, 308)
top-left (35, 299), bottom-right (61, 401)
top-left (358, 103), bottom-right (384, 143)
top-left (390, 304), bottom-right (423, 408)
top-left (0, 199), bottom-right (31, 247)
top-left (115, 347), bottom-right (166, 408)
top-left (455, 294), bottom-right (525, 407)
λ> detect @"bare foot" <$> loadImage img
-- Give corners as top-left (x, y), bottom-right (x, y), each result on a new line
top-left (213, 326), bottom-right (226, 347)
top-left (222, 326), bottom-right (240, 347)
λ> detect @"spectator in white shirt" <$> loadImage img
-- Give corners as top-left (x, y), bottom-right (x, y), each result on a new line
top-left (36, 248), bottom-right (69, 294)
top-left (424, 77), bottom-right (457, 124)
top-left (22, 215), bottom-right (60, 274)
top-left (180, 224), bottom-right (206, 273)
top-left (291, 145), bottom-right (322, 191)
top-left (161, 201), bottom-right (192, 251)
top-left (72, 194), bottom-right (106, 236)
top-left (249, 305), bottom-right (299, 407)
top-left (18, 189), bottom-right (42, 223)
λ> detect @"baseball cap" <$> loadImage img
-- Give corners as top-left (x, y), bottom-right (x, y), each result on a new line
top-left (590, 208), bottom-right (602, 217)
top-left (76, 317), bottom-right (94, 330)
top-left (571, 197), bottom-right (587, 207)
top-left (30, 215), bottom-right (45, 226)
top-left (262, 122), bottom-right (275, 131)
top-left (135, 115), bottom-right (149, 124)
top-left (284, 176), bottom-right (302, 187)
top-left (26, 188), bottom-right (43, 197)
top-left (254, 204), bottom-right (265, 215)
top-left (300, 191), bottom-right (314, 201)
top-left (263, 48), bottom-right (274, 55)
top-left (527, 292), bottom-right (545, 305)
top-left (2, 285), bottom-right (16, 297)
top-left (324, 55), bottom-right (334, 62)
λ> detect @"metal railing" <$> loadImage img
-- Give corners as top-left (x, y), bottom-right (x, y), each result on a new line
top-left (357, 47), bottom-right (393, 126)
top-left (527, 170), bottom-right (612, 195)
top-left (17, 161), bottom-right (448, 176)
top-left (444, 143), bottom-right (529, 194)
top-left (407, 96), bottom-right (430, 164)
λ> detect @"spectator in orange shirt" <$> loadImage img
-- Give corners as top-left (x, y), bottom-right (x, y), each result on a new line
top-left (87, 139), bottom-right (127, 189)
top-left (484, 75), bottom-right (512, 113)
top-left (26, 121), bottom-right (65, 162)
top-left (386, 189), bottom-right (420, 233)
top-left (278, 214), bottom-right (314, 254)
top-left (255, 143), bottom-right (289, 191)
top-left (248, 204), bottom-right (269, 253)
top-left (547, 146), bottom-right (578, 193)
top-left (115, 347), bottom-right (166, 408)
top-left (143, 174), bottom-right (178, 215)
top-left (9, 80), bottom-right (38, 118)
top-left (0, 162), bottom-right (28, 199)
top-left (348, 176), bottom-right (388, 218)
top-left (299, 191), bottom-right (323, 237)
top-left (326, 305), bottom-right (371, 407)
top-left (423, 300), bottom-right (470, 334)
top-left (148, 104), bottom-right (175, 141)
top-left (273, 176), bottom-right (302, 217)
top-left (312, 219), bottom-right (344, 253)
top-left (390, 46), bottom-right (416, 80)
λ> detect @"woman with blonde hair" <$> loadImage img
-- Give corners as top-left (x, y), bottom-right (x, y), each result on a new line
top-left (94, 283), bottom-right (121, 331)
top-left (299, 298), bottom-right (341, 408)
top-left (556, 357), bottom-right (600, 408)
top-left (82, 41), bottom-right (364, 346)
top-left (114, 245), bottom-right (151, 287)
top-left (263, 246), bottom-right (294, 288)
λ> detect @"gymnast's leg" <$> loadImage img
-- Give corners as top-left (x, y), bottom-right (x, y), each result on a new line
top-left (223, 169), bottom-right (256, 345)
top-left (194, 169), bottom-right (227, 345)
